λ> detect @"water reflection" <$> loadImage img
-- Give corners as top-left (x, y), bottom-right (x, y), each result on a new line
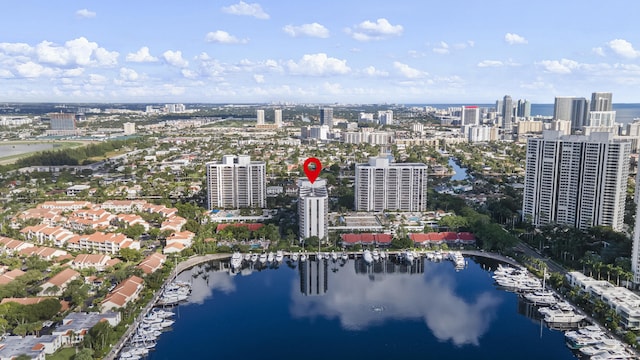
top-left (290, 259), bottom-right (501, 346)
top-left (175, 262), bottom-right (236, 305)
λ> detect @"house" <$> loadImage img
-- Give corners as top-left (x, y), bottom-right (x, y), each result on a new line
top-left (137, 253), bottom-right (167, 275)
top-left (100, 276), bottom-right (144, 312)
top-left (67, 208), bottom-right (114, 231)
top-left (15, 207), bottom-right (66, 226)
top-left (164, 230), bottom-right (194, 253)
top-left (160, 215), bottom-right (187, 232)
top-left (71, 254), bottom-right (119, 271)
top-left (0, 335), bottom-right (54, 359)
top-left (100, 199), bottom-right (147, 213)
top-left (0, 269), bottom-right (26, 285)
top-left (340, 233), bottom-right (393, 247)
top-left (20, 224), bottom-right (76, 247)
top-left (52, 312), bottom-right (121, 345)
top-left (143, 203), bottom-right (178, 218)
top-left (39, 268), bottom-right (81, 296)
top-left (0, 236), bottom-right (34, 254)
top-left (0, 297), bottom-right (70, 312)
top-left (38, 201), bottom-right (93, 212)
top-left (66, 232), bottom-right (140, 254)
top-left (216, 223), bottom-right (264, 233)
top-left (409, 232), bottom-right (477, 247)
top-left (114, 213), bottom-right (150, 231)
top-left (19, 246), bottom-right (68, 261)
top-left (163, 242), bottom-right (185, 254)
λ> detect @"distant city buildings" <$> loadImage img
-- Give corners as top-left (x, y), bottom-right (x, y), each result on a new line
top-left (320, 107), bottom-right (333, 130)
top-left (501, 95), bottom-right (513, 133)
top-left (355, 156), bottom-right (428, 212)
top-left (460, 106), bottom-right (480, 127)
top-left (145, 104), bottom-right (187, 114)
top-left (123, 122), bottom-right (136, 135)
top-left (591, 92), bottom-right (613, 112)
top-left (206, 155), bottom-right (266, 210)
top-left (47, 112), bottom-right (78, 136)
top-left (517, 99), bottom-right (531, 118)
top-left (378, 110), bottom-right (394, 126)
top-left (256, 109), bottom-right (265, 125)
top-left (298, 178), bottom-right (328, 242)
top-left (553, 96), bottom-right (589, 131)
top-left (274, 109), bottom-right (283, 128)
top-left (522, 130), bottom-right (630, 232)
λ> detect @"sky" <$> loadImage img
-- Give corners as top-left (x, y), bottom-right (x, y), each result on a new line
top-left (1, 0), bottom-right (639, 104)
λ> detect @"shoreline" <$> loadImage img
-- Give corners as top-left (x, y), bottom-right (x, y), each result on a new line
top-left (104, 253), bottom-right (231, 360)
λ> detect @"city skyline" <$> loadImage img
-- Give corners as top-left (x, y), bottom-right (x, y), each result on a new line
top-left (0, 1), bottom-right (639, 103)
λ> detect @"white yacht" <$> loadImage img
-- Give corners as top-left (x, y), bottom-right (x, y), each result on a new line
top-left (230, 252), bottom-right (243, 269)
top-left (523, 291), bottom-right (557, 306)
top-left (267, 252), bottom-right (275, 263)
top-left (403, 250), bottom-right (415, 264)
top-left (291, 252), bottom-right (299, 262)
top-left (259, 253), bottom-right (267, 263)
top-left (341, 252), bottom-right (349, 261)
top-left (580, 339), bottom-right (625, 357)
top-left (243, 253), bottom-right (251, 261)
top-left (300, 252), bottom-right (307, 262)
top-left (372, 249), bottom-right (380, 262)
top-left (379, 250), bottom-right (387, 259)
top-left (543, 308), bottom-right (586, 324)
top-left (331, 251), bottom-right (338, 261)
top-left (363, 250), bottom-right (373, 264)
top-left (250, 253), bottom-right (258, 262)
top-left (316, 252), bottom-right (324, 260)
top-left (275, 250), bottom-right (284, 263)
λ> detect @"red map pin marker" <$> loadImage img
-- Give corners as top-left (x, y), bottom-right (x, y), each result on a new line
top-left (303, 157), bottom-right (322, 184)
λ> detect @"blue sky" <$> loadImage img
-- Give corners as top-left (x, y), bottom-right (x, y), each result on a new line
top-left (1, 0), bottom-right (639, 103)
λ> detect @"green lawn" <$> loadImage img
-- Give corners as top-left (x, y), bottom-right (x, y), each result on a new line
top-left (46, 347), bottom-right (76, 360)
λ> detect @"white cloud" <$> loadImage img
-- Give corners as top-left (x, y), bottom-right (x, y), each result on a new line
top-left (16, 61), bottom-right (57, 78)
top-left (119, 67), bottom-right (139, 81)
top-left (221, 1), bottom-right (269, 19)
top-left (34, 37), bottom-right (118, 67)
top-left (253, 74), bottom-right (265, 83)
top-left (537, 59), bottom-right (579, 74)
top-left (393, 61), bottom-right (426, 79)
top-left (362, 66), bottom-right (388, 77)
top-left (283, 23), bottom-right (330, 38)
top-left (608, 39), bottom-right (640, 59)
top-left (477, 60), bottom-right (504, 68)
top-left (126, 47), bottom-right (158, 62)
top-left (205, 30), bottom-right (248, 44)
top-left (432, 41), bottom-right (449, 54)
top-left (0, 69), bottom-right (14, 78)
top-left (0, 42), bottom-right (33, 55)
top-left (76, 9), bottom-right (96, 19)
top-left (63, 68), bottom-right (84, 77)
top-left (162, 50), bottom-right (188, 68)
top-left (347, 18), bottom-right (403, 41)
top-left (286, 53), bottom-right (350, 76)
top-left (181, 69), bottom-right (198, 79)
top-left (88, 74), bottom-right (107, 84)
top-left (592, 47), bottom-right (605, 57)
top-left (504, 33), bottom-right (527, 45)
top-left (94, 47), bottom-right (119, 66)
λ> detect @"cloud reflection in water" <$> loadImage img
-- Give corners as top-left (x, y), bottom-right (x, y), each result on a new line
top-left (289, 261), bottom-right (501, 346)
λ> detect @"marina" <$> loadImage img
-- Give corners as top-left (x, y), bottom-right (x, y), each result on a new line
top-left (110, 252), bottom-right (637, 360)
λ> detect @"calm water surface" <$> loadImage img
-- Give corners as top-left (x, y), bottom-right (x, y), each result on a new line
top-left (0, 143), bottom-right (56, 157)
top-left (149, 257), bottom-right (577, 360)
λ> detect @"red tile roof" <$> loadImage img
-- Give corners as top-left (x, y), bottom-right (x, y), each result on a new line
top-left (216, 223), bottom-right (264, 232)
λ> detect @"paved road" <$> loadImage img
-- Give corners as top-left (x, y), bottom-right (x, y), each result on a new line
top-left (514, 241), bottom-right (567, 274)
